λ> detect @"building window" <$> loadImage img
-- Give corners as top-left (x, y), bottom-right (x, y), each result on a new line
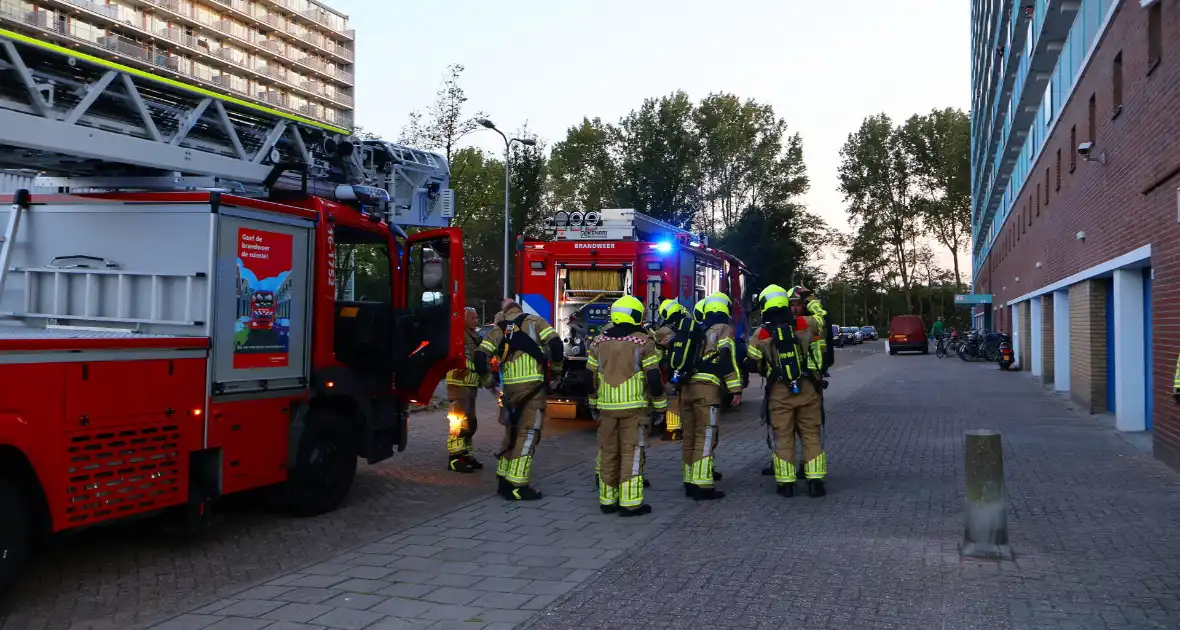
top-left (1148, 2), bottom-right (1162, 72)
top-left (1112, 51), bottom-right (1123, 115)
top-left (1035, 185), bottom-right (1040, 219)
top-left (1069, 126), bottom-right (1077, 172)
top-left (1088, 94), bottom-right (1097, 143)
top-left (1043, 81), bottom-right (1054, 127)
top-left (1055, 149), bottom-right (1062, 191)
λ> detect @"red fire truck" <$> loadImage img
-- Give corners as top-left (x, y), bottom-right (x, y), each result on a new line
top-left (515, 209), bottom-right (754, 418)
top-left (0, 32), bottom-right (465, 591)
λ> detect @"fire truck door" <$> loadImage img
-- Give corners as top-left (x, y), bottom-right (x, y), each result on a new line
top-left (395, 227), bottom-right (466, 405)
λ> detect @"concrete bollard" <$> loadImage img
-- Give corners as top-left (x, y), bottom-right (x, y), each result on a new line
top-left (960, 429), bottom-right (1013, 560)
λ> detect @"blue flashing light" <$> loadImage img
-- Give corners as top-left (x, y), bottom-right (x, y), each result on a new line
top-left (654, 240), bottom-right (673, 254)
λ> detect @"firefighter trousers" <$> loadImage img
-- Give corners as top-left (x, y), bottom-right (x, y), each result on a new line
top-left (496, 384), bottom-right (546, 487)
top-left (597, 409), bottom-right (649, 510)
top-left (446, 385), bottom-right (478, 458)
top-left (680, 380), bottom-right (723, 488)
top-left (769, 378), bottom-right (825, 483)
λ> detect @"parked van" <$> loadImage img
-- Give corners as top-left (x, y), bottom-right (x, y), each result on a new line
top-left (888, 315), bottom-right (928, 355)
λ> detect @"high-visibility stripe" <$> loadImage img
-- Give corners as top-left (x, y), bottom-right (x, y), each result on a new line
top-left (772, 454), bottom-right (797, 484)
top-left (804, 452), bottom-right (827, 479)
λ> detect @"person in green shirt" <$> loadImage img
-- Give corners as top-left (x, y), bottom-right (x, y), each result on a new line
top-left (931, 316), bottom-right (946, 339)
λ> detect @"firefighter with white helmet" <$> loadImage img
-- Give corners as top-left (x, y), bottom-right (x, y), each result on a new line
top-left (588, 295), bottom-right (667, 515)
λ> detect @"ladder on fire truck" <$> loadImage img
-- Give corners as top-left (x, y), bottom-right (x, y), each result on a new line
top-left (0, 28), bottom-right (453, 327)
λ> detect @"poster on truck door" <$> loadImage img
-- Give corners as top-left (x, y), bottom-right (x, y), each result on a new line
top-left (233, 227), bottom-right (294, 369)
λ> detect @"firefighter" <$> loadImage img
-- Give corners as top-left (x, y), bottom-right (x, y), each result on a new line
top-left (475, 299), bottom-right (564, 501)
top-left (680, 294), bottom-right (742, 500)
top-left (445, 307), bottom-right (483, 473)
top-left (588, 295), bottom-right (667, 516)
top-left (653, 299), bottom-right (688, 441)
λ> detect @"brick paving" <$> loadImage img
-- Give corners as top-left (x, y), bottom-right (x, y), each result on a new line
top-left (12, 343), bottom-right (1177, 630)
top-left (0, 388), bottom-right (597, 630)
top-left (525, 351), bottom-right (1180, 630)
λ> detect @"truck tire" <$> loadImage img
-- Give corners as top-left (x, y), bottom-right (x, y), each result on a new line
top-left (0, 480), bottom-right (30, 595)
top-left (285, 409), bottom-right (358, 516)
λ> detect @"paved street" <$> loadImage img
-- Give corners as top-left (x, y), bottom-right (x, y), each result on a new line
top-left (6, 341), bottom-right (1180, 630)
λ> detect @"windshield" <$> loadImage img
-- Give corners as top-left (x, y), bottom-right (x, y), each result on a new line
top-left (841, 327), bottom-right (856, 333)
top-left (861, 326), bottom-right (874, 331)
top-left (335, 227), bottom-right (392, 303)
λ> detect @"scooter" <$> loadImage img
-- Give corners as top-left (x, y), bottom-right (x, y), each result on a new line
top-left (997, 341), bottom-right (1015, 371)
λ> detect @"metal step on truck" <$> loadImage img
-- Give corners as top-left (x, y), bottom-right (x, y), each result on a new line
top-left (0, 27), bottom-right (466, 593)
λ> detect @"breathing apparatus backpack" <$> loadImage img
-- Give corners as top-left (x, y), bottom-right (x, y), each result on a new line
top-left (667, 312), bottom-right (704, 385)
top-left (761, 321), bottom-right (807, 395)
top-left (496, 313), bottom-right (548, 371)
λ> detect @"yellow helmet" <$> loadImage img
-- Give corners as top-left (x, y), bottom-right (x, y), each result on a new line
top-left (758, 284), bottom-right (790, 311)
top-left (693, 299), bottom-right (706, 322)
top-left (710, 291), bottom-right (731, 306)
top-left (703, 293), bottom-right (731, 317)
top-left (610, 295), bottom-right (645, 325)
top-left (658, 298), bottom-right (685, 321)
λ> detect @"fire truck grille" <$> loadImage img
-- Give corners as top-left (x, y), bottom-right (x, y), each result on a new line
top-left (63, 424), bottom-right (186, 526)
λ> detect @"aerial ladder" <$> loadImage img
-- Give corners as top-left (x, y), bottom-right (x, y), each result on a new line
top-left (0, 26), bottom-right (454, 297)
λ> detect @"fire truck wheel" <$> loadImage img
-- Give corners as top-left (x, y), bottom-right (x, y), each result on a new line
top-left (0, 480), bottom-right (31, 595)
top-left (286, 409), bottom-right (359, 516)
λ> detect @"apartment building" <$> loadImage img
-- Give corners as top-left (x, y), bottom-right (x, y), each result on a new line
top-left (0, 0), bottom-right (354, 128)
top-left (969, 0), bottom-right (1180, 469)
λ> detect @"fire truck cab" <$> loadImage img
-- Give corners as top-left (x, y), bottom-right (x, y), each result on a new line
top-left (515, 209), bottom-right (754, 418)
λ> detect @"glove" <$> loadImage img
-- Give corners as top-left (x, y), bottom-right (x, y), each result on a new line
top-left (731, 394), bottom-right (743, 406)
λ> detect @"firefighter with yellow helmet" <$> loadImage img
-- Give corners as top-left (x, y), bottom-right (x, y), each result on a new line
top-left (680, 293), bottom-right (742, 500)
top-left (588, 295), bottom-right (667, 515)
top-left (652, 299), bottom-right (688, 441)
top-left (746, 284), bottom-right (827, 497)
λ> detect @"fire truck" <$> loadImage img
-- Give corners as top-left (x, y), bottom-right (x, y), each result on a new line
top-left (0, 31), bottom-right (467, 591)
top-left (515, 209), bottom-right (754, 418)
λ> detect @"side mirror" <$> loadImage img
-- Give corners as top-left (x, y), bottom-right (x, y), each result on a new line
top-left (421, 257), bottom-right (444, 290)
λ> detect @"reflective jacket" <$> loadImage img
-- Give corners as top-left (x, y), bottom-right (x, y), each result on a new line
top-left (587, 327), bottom-right (667, 412)
top-left (479, 306), bottom-right (558, 386)
top-left (446, 328), bottom-right (482, 387)
top-left (689, 323), bottom-right (743, 393)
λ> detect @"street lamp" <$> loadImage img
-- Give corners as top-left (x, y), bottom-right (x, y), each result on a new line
top-left (477, 117), bottom-right (536, 299)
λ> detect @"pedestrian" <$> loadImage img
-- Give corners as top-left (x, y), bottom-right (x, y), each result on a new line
top-left (931, 316), bottom-right (946, 340)
top-left (475, 298), bottom-right (564, 501)
top-left (445, 307), bottom-right (483, 473)
top-left (588, 295), bottom-right (666, 516)
top-left (679, 294), bottom-right (742, 500)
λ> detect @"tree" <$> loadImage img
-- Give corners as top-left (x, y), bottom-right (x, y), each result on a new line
top-left (507, 126), bottom-right (550, 288)
top-left (547, 118), bottom-right (625, 214)
top-left (448, 147), bottom-right (506, 309)
top-left (838, 114), bottom-right (921, 312)
top-left (399, 64), bottom-right (487, 165)
top-left (615, 91), bottom-right (703, 228)
top-left (900, 108), bottom-right (971, 288)
top-left (694, 93), bottom-right (804, 235)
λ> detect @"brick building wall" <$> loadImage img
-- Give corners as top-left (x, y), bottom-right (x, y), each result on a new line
top-left (1042, 295), bottom-right (1055, 385)
top-left (974, 1), bottom-right (1180, 469)
top-left (1069, 281), bottom-right (1108, 413)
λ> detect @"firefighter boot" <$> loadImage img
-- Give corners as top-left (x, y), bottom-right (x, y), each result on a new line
top-left (776, 483), bottom-right (794, 498)
top-left (464, 454), bottom-right (484, 470)
top-left (713, 471), bottom-right (723, 481)
top-left (505, 485), bottom-right (543, 501)
top-left (684, 482), bottom-right (695, 497)
top-left (643, 478), bottom-right (651, 488)
top-left (761, 466), bottom-right (773, 476)
top-left (496, 476), bottom-right (512, 497)
top-left (619, 504), bottom-right (653, 517)
top-left (692, 486), bottom-right (725, 501)
top-left (807, 479), bottom-right (827, 497)
top-left (449, 457), bottom-right (475, 474)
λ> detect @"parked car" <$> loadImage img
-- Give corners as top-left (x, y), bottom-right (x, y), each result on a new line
top-left (832, 324), bottom-right (844, 348)
top-left (888, 315), bottom-right (929, 355)
top-left (839, 326), bottom-right (862, 345)
top-left (860, 325), bottom-right (878, 341)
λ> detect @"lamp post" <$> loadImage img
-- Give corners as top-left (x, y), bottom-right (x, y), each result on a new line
top-left (477, 118), bottom-right (536, 299)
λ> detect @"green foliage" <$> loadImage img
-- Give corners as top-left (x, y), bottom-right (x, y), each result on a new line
top-left (548, 118), bottom-right (625, 214)
top-left (616, 92), bottom-right (702, 227)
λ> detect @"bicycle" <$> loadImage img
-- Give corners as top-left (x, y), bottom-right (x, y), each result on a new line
top-left (934, 334), bottom-right (949, 358)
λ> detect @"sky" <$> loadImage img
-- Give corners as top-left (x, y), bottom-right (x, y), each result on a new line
top-left (331, 0), bottom-right (971, 274)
